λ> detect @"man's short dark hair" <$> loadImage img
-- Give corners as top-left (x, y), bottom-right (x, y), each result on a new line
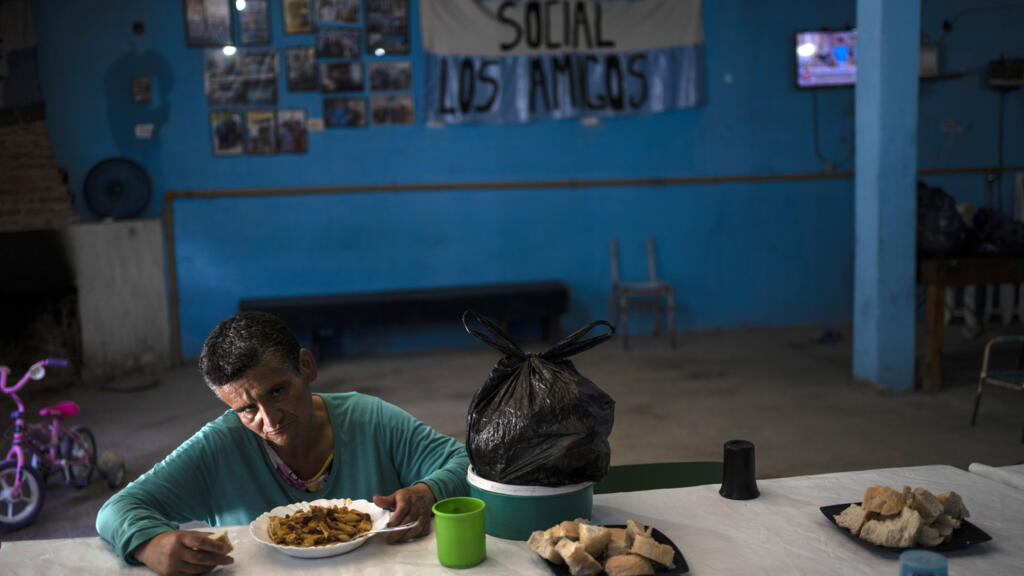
top-left (199, 311), bottom-right (301, 388)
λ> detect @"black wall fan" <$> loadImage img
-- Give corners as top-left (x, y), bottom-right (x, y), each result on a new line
top-left (82, 157), bottom-right (153, 219)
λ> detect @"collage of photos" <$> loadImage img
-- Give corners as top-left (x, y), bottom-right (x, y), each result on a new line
top-left (190, 0), bottom-right (414, 157)
top-left (210, 109), bottom-right (308, 156)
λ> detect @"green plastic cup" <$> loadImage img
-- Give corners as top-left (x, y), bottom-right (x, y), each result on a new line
top-left (432, 497), bottom-right (486, 568)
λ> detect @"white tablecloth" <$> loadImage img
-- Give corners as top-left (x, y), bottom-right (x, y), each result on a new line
top-left (2, 465), bottom-right (1023, 575)
top-left (968, 462), bottom-right (1024, 491)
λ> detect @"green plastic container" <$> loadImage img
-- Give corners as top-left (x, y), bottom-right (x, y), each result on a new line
top-left (467, 466), bottom-right (593, 541)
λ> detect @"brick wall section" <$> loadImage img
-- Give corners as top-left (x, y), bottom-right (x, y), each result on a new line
top-left (0, 121), bottom-right (77, 232)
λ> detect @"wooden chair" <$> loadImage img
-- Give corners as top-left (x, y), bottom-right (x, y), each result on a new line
top-left (610, 237), bottom-right (677, 350)
top-left (594, 461), bottom-right (722, 494)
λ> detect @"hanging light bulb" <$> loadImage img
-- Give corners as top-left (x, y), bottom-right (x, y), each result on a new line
top-left (222, 45), bottom-right (237, 56)
top-left (236, 0), bottom-right (247, 10)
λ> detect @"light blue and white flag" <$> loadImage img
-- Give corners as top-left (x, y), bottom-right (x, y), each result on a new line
top-left (421, 0), bottom-right (705, 124)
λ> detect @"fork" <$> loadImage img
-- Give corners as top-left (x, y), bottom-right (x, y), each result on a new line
top-left (361, 519), bottom-right (420, 536)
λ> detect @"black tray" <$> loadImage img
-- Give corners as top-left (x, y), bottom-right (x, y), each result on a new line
top-left (820, 503), bottom-right (992, 553)
top-left (545, 525), bottom-right (689, 575)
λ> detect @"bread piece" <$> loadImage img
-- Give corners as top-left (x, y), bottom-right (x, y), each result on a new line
top-left (916, 523), bottom-right (944, 547)
top-left (606, 527), bottom-right (632, 557)
top-left (528, 530), bottom-right (564, 565)
top-left (208, 530), bottom-right (233, 552)
top-left (862, 485), bottom-right (904, 516)
top-left (911, 488), bottom-right (944, 525)
top-left (933, 513), bottom-right (960, 540)
top-left (555, 539), bottom-right (603, 576)
top-left (937, 491), bottom-right (970, 520)
top-left (579, 523), bottom-right (612, 558)
top-left (604, 554), bottom-right (654, 576)
top-left (630, 534), bottom-right (675, 568)
top-left (901, 485), bottom-right (914, 506)
top-left (834, 503), bottom-right (872, 537)
top-left (625, 519), bottom-right (652, 539)
top-left (859, 507), bottom-right (923, 548)
top-left (560, 520), bottom-right (581, 540)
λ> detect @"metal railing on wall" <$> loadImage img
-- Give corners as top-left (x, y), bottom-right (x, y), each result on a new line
top-left (163, 165), bottom-right (1024, 365)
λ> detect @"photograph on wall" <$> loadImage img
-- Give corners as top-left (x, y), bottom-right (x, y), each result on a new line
top-left (319, 61), bottom-right (363, 92)
top-left (204, 49), bottom-right (243, 105)
top-left (277, 109), bottom-right (308, 153)
top-left (282, 0), bottom-right (314, 34)
top-left (185, 0), bottom-right (233, 47)
top-left (286, 46), bottom-right (318, 91)
top-left (371, 94), bottom-right (413, 125)
top-left (245, 110), bottom-right (277, 154)
top-left (238, 49), bottom-right (279, 105)
top-left (316, 27), bottom-right (361, 59)
top-left (366, 0), bottom-right (409, 55)
top-left (324, 97), bottom-right (366, 127)
top-left (210, 110), bottom-right (244, 156)
top-left (316, 0), bottom-right (359, 23)
top-left (238, 0), bottom-right (271, 44)
top-left (368, 61), bottom-right (411, 91)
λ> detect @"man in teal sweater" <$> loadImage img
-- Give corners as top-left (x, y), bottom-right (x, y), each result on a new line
top-left (96, 311), bottom-right (470, 575)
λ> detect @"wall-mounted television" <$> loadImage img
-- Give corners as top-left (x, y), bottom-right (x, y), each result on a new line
top-left (796, 29), bottom-right (857, 88)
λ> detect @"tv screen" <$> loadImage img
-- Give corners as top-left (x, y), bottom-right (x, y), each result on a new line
top-left (796, 29), bottom-right (857, 88)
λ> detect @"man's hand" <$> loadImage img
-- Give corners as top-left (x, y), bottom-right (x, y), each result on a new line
top-left (132, 530), bottom-right (234, 575)
top-left (372, 482), bottom-right (436, 543)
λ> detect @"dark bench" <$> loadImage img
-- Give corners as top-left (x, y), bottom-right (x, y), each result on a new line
top-left (239, 281), bottom-right (569, 359)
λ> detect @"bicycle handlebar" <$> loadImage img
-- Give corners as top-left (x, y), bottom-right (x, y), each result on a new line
top-left (0, 358), bottom-right (69, 394)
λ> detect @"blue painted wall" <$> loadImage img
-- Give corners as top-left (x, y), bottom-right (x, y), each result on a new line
top-left (30, 1), bottom-right (1024, 360)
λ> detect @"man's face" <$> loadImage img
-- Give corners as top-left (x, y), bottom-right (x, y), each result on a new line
top-left (215, 350), bottom-right (317, 450)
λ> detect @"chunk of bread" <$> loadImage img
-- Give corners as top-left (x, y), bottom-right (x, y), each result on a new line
top-left (555, 539), bottom-right (603, 576)
top-left (208, 530), bottom-right (233, 552)
top-left (630, 534), bottom-right (675, 568)
top-left (546, 520), bottom-right (582, 541)
top-left (937, 491), bottom-right (970, 520)
top-left (625, 519), bottom-right (652, 540)
top-left (859, 507), bottom-right (923, 548)
top-left (606, 527), bottom-right (632, 557)
top-left (604, 554), bottom-right (654, 576)
top-left (527, 530), bottom-right (564, 565)
top-left (933, 513), bottom-right (960, 539)
top-left (834, 503), bottom-right (873, 537)
top-left (910, 488), bottom-right (944, 525)
top-left (862, 485), bottom-right (904, 516)
top-left (579, 523), bottom-right (612, 558)
top-left (916, 523), bottom-right (944, 547)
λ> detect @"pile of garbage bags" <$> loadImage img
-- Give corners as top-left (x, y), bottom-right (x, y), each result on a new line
top-left (917, 180), bottom-right (1024, 258)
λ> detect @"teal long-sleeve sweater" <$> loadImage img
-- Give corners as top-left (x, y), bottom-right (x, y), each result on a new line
top-left (96, 392), bottom-right (470, 563)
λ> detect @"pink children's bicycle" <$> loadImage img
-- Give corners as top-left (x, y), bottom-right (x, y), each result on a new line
top-left (1, 358), bottom-right (125, 530)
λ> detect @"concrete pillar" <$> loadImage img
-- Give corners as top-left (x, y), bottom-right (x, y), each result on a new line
top-left (853, 0), bottom-right (920, 391)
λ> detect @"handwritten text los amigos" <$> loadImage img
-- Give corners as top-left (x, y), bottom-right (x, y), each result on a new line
top-left (437, 1), bottom-right (649, 117)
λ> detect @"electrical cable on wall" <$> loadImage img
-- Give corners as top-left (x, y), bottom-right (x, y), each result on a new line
top-left (811, 90), bottom-right (855, 172)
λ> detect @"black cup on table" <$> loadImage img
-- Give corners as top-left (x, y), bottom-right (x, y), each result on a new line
top-left (719, 439), bottom-right (759, 500)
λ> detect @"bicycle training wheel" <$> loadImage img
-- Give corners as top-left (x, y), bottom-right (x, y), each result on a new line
top-left (60, 426), bottom-right (96, 484)
top-left (0, 460), bottom-right (46, 530)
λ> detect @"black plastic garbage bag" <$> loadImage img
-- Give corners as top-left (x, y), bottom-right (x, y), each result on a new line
top-left (973, 207), bottom-right (1024, 256)
top-left (917, 181), bottom-right (968, 258)
top-left (463, 311), bottom-right (615, 487)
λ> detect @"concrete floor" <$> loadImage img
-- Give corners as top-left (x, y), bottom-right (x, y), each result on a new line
top-left (2, 324), bottom-right (1023, 543)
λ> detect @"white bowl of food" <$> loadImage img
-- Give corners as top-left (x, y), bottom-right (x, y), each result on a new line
top-left (249, 498), bottom-right (390, 559)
